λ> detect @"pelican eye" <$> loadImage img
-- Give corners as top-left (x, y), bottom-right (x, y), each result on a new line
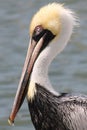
top-left (32, 25), bottom-right (45, 42)
top-left (32, 25), bottom-right (55, 43)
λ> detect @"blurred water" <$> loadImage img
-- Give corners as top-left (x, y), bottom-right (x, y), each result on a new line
top-left (0, 0), bottom-right (87, 129)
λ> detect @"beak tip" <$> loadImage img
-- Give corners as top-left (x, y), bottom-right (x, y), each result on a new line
top-left (8, 117), bottom-right (14, 126)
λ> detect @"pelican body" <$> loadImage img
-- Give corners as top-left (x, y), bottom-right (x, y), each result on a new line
top-left (8, 3), bottom-right (87, 130)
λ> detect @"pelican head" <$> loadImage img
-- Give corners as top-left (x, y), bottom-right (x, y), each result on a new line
top-left (8, 3), bottom-right (77, 125)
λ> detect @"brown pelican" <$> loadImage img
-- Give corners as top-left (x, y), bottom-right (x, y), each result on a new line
top-left (8, 3), bottom-right (87, 130)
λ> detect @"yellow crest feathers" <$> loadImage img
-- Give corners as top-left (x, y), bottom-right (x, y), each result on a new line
top-left (30, 3), bottom-right (63, 36)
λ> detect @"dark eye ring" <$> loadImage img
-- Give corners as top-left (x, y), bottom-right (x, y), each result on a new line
top-left (32, 25), bottom-right (45, 42)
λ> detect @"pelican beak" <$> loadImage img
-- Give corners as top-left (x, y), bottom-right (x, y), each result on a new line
top-left (8, 35), bottom-right (45, 125)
